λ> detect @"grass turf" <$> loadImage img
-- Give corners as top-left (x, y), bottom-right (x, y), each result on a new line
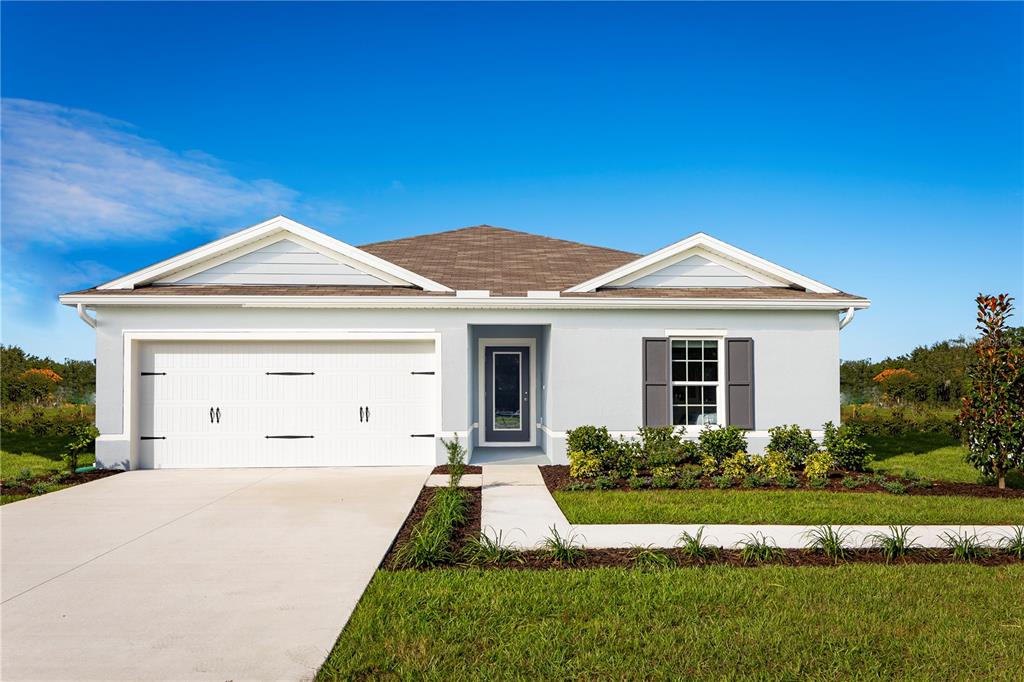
top-left (318, 564), bottom-right (1024, 680)
top-left (0, 431), bottom-right (94, 504)
top-left (866, 432), bottom-right (1024, 488)
top-left (553, 488), bottom-right (1024, 525)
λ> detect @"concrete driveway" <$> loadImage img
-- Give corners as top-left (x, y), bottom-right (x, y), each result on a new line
top-left (1, 466), bottom-right (429, 681)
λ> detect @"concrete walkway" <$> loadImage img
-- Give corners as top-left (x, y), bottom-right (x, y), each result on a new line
top-left (480, 465), bottom-right (1021, 549)
top-left (1, 466), bottom-right (429, 682)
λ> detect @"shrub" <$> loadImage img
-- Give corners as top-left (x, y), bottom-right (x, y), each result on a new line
top-left (777, 473), bottom-right (799, 488)
top-left (743, 473), bottom-right (768, 488)
top-left (678, 440), bottom-right (700, 464)
top-left (822, 421), bottom-right (873, 471)
top-left (568, 450), bottom-right (602, 479)
top-left (677, 470), bottom-right (700, 489)
top-left (700, 452), bottom-right (720, 477)
top-left (869, 526), bottom-right (920, 562)
top-left (566, 425), bottom-right (615, 457)
top-left (698, 424), bottom-right (748, 464)
top-left (14, 467), bottom-right (34, 484)
top-left (841, 476), bottom-right (864, 489)
top-left (712, 475), bottom-right (735, 489)
top-left (63, 423), bottom-right (99, 472)
top-left (461, 529), bottom-right (523, 566)
top-left (542, 526), bottom-right (585, 565)
top-left (804, 525), bottom-right (852, 562)
top-left (738, 532), bottom-right (783, 564)
top-left (808, 476), bottom-right (829, 489)
top-left (999, 527), bottom-right (1024, 560)
top-left (754, 448), bottom-right (792, 481)
top-left (650, 465), bottom-right (679, 480)
top-left (880, 480), bottom-right (907, 495)
top-left (638, 426), bottom-right (685, 468)
top-left (803, 450), bottom-right (835, 481)
top-left (611, 437), bottom-right (641, 478)
top-left (627, 475), bottom-right (650, 490)
top-left (565, 481), bottom-right (593, 491)
top-left (767, 424), bottom-right (818, 466)
top-left (941, 530), bottom-right (990, 561)
top-left (651, 474), bottom-right (675, 489)
top-left (720, 451), bottom-right (751, 479)
top-left (441, 434), bottom-right (467, 487)
top-left (394, 487), bottom-right (469, 568)
top-left (676, 527), bottom-right (719, 560)
top-left (628, 545), bottom-right (673, 569)
top-left (593, 475), bottom-right (616, 490)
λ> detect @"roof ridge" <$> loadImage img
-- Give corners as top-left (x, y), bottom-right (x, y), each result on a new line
top-left (359, 224), bottom-right (639, 256)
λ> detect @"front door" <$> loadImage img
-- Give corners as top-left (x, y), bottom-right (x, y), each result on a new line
top-left (483, 345), bottom-right (531, 443)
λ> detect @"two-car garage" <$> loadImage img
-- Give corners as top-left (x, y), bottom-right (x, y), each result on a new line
top-left (135, 339), bottom-right (437, 468)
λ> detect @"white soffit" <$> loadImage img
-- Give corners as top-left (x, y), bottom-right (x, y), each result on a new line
top-left (96, 216), bottom-right (453, 292)
top-left (565, 232), bottom-right (840, 294)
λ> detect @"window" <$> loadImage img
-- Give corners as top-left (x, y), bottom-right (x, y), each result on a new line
top-left (671, 339), bottom-right (721, 426)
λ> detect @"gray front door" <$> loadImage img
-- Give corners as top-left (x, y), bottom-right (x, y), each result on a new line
top-left (484, 345), bottom-right (531, 443)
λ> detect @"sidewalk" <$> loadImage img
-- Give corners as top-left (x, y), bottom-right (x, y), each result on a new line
top-left (480, 465), bottom-right (1020, 549)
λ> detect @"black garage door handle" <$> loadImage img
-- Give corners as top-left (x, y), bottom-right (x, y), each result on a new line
top-left (265, 435), bottom-right (314, 439)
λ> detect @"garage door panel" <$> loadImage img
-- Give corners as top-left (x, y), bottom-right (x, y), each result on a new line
top-left (138, 340), bottom-right (437, 468)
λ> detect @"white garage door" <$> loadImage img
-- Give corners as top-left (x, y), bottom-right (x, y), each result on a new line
top-left (137, 340), bottom-right (437, 468)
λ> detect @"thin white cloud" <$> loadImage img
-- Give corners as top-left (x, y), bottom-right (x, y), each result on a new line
top-left (0, 99), bottom-right (306, 244)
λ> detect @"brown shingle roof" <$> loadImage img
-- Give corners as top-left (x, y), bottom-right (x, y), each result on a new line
top-left (360, 225), bottom-right (639, 296)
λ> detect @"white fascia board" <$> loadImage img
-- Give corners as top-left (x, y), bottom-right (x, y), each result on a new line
top-left (564, 232), bottom-right (840, 294)
top-left (96, 215), bottom-right (452, 292)
top-left (59, 293), bottom-right (871, 311)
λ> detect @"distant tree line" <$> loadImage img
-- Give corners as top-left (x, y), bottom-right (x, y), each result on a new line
top-left (1, 345), bottom-right (96, 406)
top-left (841, 328), bottom-right (1024, 406)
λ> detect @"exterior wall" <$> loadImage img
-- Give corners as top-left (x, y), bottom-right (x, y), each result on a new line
top-left (90, 306), bottom-right (840, 468)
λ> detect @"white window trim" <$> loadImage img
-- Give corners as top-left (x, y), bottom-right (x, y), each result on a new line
top-left (669, 336), bottom-right (726, 429)
top-left (477, 337), bottom-right (537, 447)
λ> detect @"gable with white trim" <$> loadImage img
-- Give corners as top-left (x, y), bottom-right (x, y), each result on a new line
top-left (617, 253), bottom-right (785, 289)
top-left (159, 238), bottom-right (393, 286)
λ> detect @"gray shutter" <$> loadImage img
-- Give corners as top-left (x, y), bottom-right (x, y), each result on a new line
top-left (642, 338), bottom-right (670, 427)
top-left (726, 338), bottom-right (755, 429)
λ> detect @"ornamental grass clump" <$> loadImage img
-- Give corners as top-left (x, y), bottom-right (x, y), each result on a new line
top-left (394, 486), bottom-right (468, 568)
top-left (461, 529), bottom-right (524, 566)
top-left (941, 530), bottom-right (991, 562)
top-left (628, 545), bottom-right (674, 569)
top-left (542, 526), bottom-right (586, 565)
top-left (676, 527), bottom-right (719, 560)
top-left (738, 532), bottom-right (784, 564)
top-left (804, 525), bottom-right (853, 563)
top-left (998, 527), bottom-right (1024, 560)
top-left (869, 525), bottom-right (920, 562)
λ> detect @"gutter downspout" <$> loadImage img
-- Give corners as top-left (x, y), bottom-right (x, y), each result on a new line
top-left (838, 306), bottom-right (856, 330)
top-left (76, 303), bottom-right (97, 328)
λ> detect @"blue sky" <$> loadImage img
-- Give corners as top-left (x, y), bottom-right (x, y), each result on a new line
top-left (2, 2), bottom-right (1021, 362)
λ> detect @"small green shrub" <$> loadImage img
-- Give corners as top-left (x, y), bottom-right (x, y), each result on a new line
top-left (565, 481), bottom-right (593, 491)
top-left (638, 426), bottom-right (685, 468)
top-left (30, 482), bottom-right (51, 495)
top-left (461, 529), bottom-right (523, 566)
top-left (593, 475), bottom-right (616, 490)
top-left (441, 434), bottom-right (466, 487)
top-left (941, 531), bottom-right (990, 561)
top-left (742, 473), bottom-right (768, 488)
top-left (627, 475), bottom-right (650, 490)
top-left (777, 473), bottom-right (799, 488)
top-left (699, 425), bottom-right (748, 464)
top-left (804, 525), bottom-right (852, 562)
top-left (911, 477), bottom-right (935, 489)
top-left (712, 475), bottom-right (735, 489)
top-left (999, 527), bottom-right (1024, 560)
top-left (720, 451), bottom-right (751, 479)
top-left (677, 470), bottom-right (700, 489)
top-left (542, 526), bottom-right (586, 565)
top-left (841, 476), bottom-right (862, 489)
top-left (14, 467), bottom-right (34, 484)
top-left (678, 440), bottom-right (700, 464)
top-left (738, 532), bottom-right (783, 564)
top-left (808, 476), bottom-right (829, 489)
top-left (63, 422), bottom-right (99, 472)
top-left (803, 450), bottom-right (835, 481)
top-left (628, 545), bottom-right (673, 569)
top-left (880, 480), bottom-right (907, 495)
top-left (754, 448), bottom-right (792, 481)
top-left (609, 437), bottom-right (641, 478)
top-left (822, 421), bottom-right (873, 471)
top-left (651, 475), bottom-right (675, 489)
top-left (566, 425), bottom-right (615, 458)
top-left (568, 450), bottom-right (602, 479)
top-left (676, 527), bottom-right (719, 560)
top-left (700, 451), bottom-right (720, 477)
top-left (869, 525), bottom-right (920, 562)
top-left (767, 424), bottom-right (819, 466)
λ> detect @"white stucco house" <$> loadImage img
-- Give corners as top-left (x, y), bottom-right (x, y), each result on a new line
top-left (60, 216), bottom-right (869, 469)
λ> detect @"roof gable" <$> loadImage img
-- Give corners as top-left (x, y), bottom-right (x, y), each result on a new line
top-left (97, 216), bottom-right (452, 291)
top-left (565, 232), bottom-right (839, 294)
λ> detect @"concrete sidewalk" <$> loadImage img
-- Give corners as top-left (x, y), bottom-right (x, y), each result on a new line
top-left (480, 465), bottom-right (1021, 549)
top-left (2, 466), bottom-right (429, 682)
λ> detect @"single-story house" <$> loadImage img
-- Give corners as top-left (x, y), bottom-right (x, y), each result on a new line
top-left (60, 216), bottom-right (869, 469)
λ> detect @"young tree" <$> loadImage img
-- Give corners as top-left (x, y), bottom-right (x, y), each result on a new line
top-left (959, 294), bottom-right (1024, 489)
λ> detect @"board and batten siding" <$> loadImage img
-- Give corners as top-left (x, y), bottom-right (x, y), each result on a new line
top-left (618, 255), bottom-right (774, 288)
top-left (162, 239), bottom-right (392, 286)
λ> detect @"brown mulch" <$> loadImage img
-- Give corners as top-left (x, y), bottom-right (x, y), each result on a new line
top-left (381, 485), bottom-right (481, 568)
top-left (539, 465), bottom-right (1024, 499)
top-left (431, 465), bottom-right (483, 475)
top-left (1, 469), bottom-right (122, 499)
top-left (473, 547), bottom-right (1022, 570)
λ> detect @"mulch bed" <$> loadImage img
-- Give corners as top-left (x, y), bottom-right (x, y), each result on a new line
top-left (1, 469), bottom-right (122, 499)
top-left (539, 465), bottom-right (1024, 499)
top-left (381, 485), bottom-right (482, 569)
top-left (464, 547), bottom-right (1022, 570)
top-left (431, 465), bottom-right (483, 475)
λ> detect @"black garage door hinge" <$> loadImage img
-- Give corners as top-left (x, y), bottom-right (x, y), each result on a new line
top-left (266, 372), bottom-right (315, 376)
top-left (140, 436), bottom-right (166, 440)
top-left (410, 433), bottom-right (435, 438)
top-left (265, 435), bottom-right (315, 439)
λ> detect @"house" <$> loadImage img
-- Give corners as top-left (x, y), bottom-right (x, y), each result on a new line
top-left (59, 216), bottom-right (869, 469)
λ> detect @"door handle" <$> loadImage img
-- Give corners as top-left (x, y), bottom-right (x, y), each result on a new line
top-left (359, 406), bottom-right (364, 422)
top-left (215, 407), bottom-right (221, 423)
top-left (210, 407), bottom-right (215, 423)
top-left (365, 406), bottom-right (370, 422)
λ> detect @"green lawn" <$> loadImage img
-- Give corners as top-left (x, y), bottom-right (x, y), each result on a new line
top-left (554, 489), bottom-right (1024, 525)
top-left (0, 431), bottom-right (94, 504)
top-left (866, 432), bottom-right (1024, 488)
top-left (319, 564), bottom-right (1024, 680)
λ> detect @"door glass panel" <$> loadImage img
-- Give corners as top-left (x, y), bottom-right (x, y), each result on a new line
top-left (493, 352), bottom-right (521, 430)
